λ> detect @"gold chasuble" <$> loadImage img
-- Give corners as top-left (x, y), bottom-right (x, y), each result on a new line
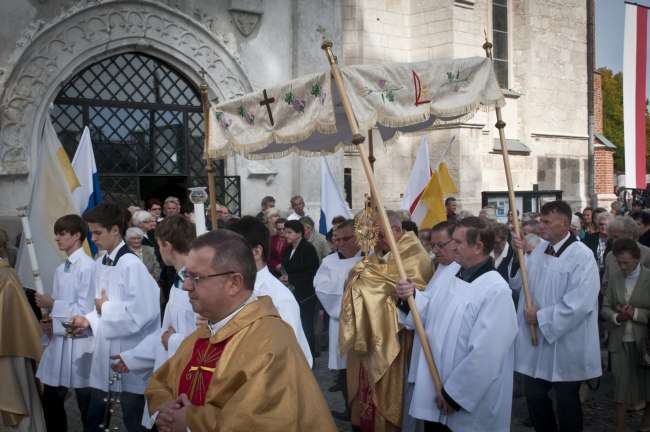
top-left (0, 261), bottom-right (44, 428)
top-left (340, 232), bottom-right (434, 431)
top-left (146, 296), bottom-right (336, 431)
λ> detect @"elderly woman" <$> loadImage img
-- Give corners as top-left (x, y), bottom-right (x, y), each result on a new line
top-left (124, 227), bottom-right (160, 281)
top-left (264, 207), bottom-right (281, 236)
top-left (602, 238), bottom-right (650, 432)
top-left (280, 220), bottom-right (320, 358)
top-left (131, 210), bottom-right (157, 248)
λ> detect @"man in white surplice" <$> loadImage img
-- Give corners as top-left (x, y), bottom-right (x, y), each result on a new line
top-left (229, 216), bottom-right (313, 366)
top-left (70, 202), bottom-right (160, 432)
top-left (314, 219), bottom-right (363, 419)
top-left (35, 215), bottom-right (95, 430)
top-left (109, 215), bottom-right (198, 428)
top-left (510, 200), bottom-right (601, 432)
top-left (397, 220), bottom-right (460, 432)
top-left (395, 217), bottom-right (517, 432)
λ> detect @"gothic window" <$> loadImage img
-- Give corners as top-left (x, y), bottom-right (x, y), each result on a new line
top-left (492, 0), bottom-right (509, 89)
top-left (51, 52), bottom-right (227, 208)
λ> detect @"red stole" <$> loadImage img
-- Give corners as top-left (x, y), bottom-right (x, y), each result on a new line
top-left (179, 337), bottom-right (231, 406)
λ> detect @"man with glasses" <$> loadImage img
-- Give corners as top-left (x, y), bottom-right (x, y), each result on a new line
top-left (315, 219), bottom-right (363, 421)
top-left (396, 221), bottom-right (459, 431)
top-left (341, 210), bottom-right (434, 431)
top-left (145, 230), bottom-right (337, 431)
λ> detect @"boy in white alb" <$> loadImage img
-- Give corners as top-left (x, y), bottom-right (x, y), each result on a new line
top-left (70, 202), bottom-right (160, 432)
top-left (110, 215), bottom-right (198, 428)
top-left (36, 214), bottom-right (95, 431)
top-left (228, 215), bottom-right (313, 366)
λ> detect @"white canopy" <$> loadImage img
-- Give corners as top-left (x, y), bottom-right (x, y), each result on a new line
top-left (207, 56), bottom-right (504, 160)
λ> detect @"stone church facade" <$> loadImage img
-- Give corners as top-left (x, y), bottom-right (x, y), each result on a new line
top-left (0, 0), bottom-right (609, 237)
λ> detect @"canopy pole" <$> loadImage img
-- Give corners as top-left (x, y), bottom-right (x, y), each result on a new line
top-left (483, 39), bottom-right (538, 346)
top-left (200, 69), bottom-right (219, 231)
top-left (321, 40), bottom-right (442, 393)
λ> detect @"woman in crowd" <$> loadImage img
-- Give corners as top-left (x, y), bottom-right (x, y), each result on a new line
top-left (267, 216), bottom-right (287, 277)
top-left (601, 238), bottom-right (650, 432)
top-left (124, 227), bottom-right (160, 281)
top-left (264, 207), bottom-right (281, 236)
top-left (145, 197), bottom-right (163, 222)
top-left (131, 210), bottom-right (157, 248)
top-left (280, 220), bottom-right (321, 358)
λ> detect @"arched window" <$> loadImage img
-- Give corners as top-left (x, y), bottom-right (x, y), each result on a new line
top-left (51, 52), bottom-right (226, 208)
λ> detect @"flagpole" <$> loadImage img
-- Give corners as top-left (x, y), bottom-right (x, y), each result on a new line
top-left (200, 69), bottom-right (219, 231)
top-left (434, 136), bottom-right (456, 171)
top-left (483, 39), bottom-right (538, 346)
top-left (322, 40), bottom-right (443, 393)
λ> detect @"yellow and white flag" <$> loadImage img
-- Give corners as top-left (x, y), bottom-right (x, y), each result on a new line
top-left (16, 117), bottom-right (80, 293)
top-left (419, 137), bottom-right (458, 230)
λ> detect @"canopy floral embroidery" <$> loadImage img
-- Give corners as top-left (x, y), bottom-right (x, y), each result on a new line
top-left (207, 56), bottom-right (504, 160)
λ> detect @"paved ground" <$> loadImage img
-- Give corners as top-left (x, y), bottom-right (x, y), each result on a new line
top-left (3, 347), bottom-right (647, 431)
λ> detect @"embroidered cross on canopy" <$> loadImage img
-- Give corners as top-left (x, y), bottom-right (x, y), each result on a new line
top-left (207, 57), bottom-right (505, 160)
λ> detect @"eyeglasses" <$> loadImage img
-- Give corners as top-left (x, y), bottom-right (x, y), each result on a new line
top-left (432, 239), bottom-right (452, 249)
top-left (181, 270), bottom-right (234, 283)
top-left (336, 235), bottom-right (355, 243)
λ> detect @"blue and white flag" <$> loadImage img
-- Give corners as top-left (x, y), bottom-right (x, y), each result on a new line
top-left (71, 126), bottom-right (102, 255)
top-left (319, 156), bottom-right (351, 234)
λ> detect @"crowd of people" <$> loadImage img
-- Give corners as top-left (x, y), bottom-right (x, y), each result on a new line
top-left (1, 192), bottom-right (650, 432)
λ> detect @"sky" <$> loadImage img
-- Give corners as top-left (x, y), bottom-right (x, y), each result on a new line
top-left (596, 0), bottom-right (650, 99)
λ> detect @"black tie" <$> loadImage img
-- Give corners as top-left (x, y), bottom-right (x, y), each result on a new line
top-left (172, 273), bottom-right (182, 288)
top-left (104, 256), bottom-right (113, 266)
top-left (545, 244), bottom-right (556, 257)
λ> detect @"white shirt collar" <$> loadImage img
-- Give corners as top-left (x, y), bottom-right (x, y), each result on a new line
top-left (106, 241), bottom-right (127, 261)
top-left (67, 247), bottom-right (86, 264)
top-left (208, 293), bottom-right (258, 336)
top-left (551, 232), bottom-right (572, 251)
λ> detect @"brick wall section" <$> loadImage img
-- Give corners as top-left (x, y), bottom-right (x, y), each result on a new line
top-left (594, 147), bottom-right (614, 194)
top-left (594, 71), bottom-right (603, 134)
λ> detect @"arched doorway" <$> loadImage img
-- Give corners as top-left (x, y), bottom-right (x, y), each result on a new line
top-left (51, 52), bottom-right (239, 213)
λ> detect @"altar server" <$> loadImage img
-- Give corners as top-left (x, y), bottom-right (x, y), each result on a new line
top-left (396, 217), bottom-right (517, 432)
top-left (70, 202), bottom-right (160, 432)
top-left (511, 200), bottom-right (601, 432)
top-left (35, 215), bottom-right (95, 431)
top-left (315, 219), bottom-right (363, 418)
top-left (228, 215), bottom-right (313, 366)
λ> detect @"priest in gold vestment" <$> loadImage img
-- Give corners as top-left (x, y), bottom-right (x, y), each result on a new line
top-left (145, 230), bottom-right (336, 432)
top-left (340, 211), bottom-right (434, 431)
top-left (0, 259), bottom-right (46, 431)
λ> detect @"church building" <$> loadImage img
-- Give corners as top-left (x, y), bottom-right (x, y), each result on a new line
top-left (0, 0), bottom-right (612, 237)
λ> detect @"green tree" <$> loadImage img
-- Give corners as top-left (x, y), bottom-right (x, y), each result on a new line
top-left (599, 67), bottom-right (650, 173)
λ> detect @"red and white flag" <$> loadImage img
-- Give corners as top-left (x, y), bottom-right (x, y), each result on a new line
top-left (401, 136), bottom-right (431, 226)
top-left (623, 2), bottom-right (648, 189)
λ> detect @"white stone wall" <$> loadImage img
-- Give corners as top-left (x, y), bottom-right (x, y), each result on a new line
top-left (0, 0), bottom-right (592, 233)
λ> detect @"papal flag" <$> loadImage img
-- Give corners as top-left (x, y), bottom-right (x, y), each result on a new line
top-left (319, 156), bottom-right (351, 234)
top-left (623, 2), bottom-right (648, 189)
top-left (16, 116), bottom-right (80, 293)
top-left (72, 126), bottom-right (103, 256)
top-left (420, 161), bottom-right (458, 229)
